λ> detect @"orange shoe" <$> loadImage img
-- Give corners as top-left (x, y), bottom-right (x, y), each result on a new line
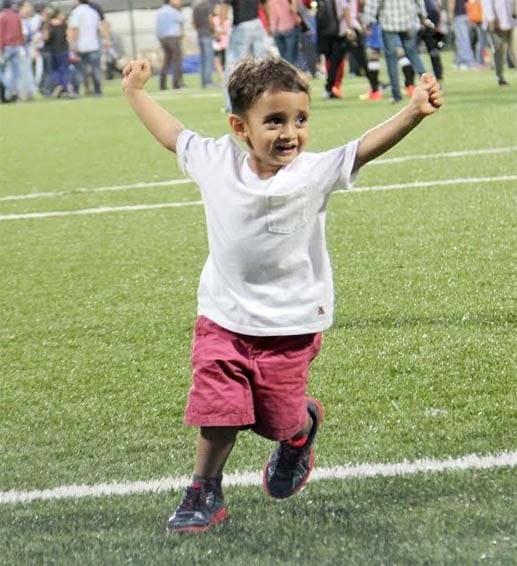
top-left (331, 86), bottom-right (343, 99)
top-left (406, 84), bottom-right (416, 97)
top-left (359, 89), bottom-right (384, 101)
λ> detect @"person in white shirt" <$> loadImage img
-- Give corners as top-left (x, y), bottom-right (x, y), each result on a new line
top-left (122, 54), bottom-right (443, 533)
top-left (481, 0), bottom-right (517, 85)
top-left (67, 0), bottom-right (103, 96)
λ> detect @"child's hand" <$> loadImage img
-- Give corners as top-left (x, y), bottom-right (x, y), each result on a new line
top-left (410, 73), bottom-right (443, 117)
top-left (122, 59), bottom-right (152, 92)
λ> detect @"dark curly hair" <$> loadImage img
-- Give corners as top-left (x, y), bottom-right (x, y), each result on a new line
top-left (228, 55), bottom-right (311, 116)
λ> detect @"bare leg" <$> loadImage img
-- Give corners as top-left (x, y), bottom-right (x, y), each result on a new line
top-left (193, 426), bottom-right (239, 479)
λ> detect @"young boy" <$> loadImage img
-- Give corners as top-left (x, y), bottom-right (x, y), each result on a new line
top-left (122, 55), bottom-right (443, 533)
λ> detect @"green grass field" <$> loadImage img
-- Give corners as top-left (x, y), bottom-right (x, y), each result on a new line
top-left (1, 56), bottom-right (516, 564)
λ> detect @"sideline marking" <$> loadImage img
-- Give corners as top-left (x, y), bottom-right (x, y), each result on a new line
top-left (1, 175), bottom-right (516, 222)
top-left (1, 146), bottom-right (516, 203)
top-left (0, 179), bottom-right (192, 203)
top-left (368, 145), bottom-right (517, 165)
top-left (1, 451), bottom-right (515, 505)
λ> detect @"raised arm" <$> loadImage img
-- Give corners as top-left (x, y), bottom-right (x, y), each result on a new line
top-left (122, 59), bottom-right (184, 153)
top-left (353, 73), bottom-right (443, 171)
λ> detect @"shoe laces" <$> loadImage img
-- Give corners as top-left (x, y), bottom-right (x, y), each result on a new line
top-left (177, 485), bottom-right (205, 512)
top-left (276, 441), bottom-right (307, 472)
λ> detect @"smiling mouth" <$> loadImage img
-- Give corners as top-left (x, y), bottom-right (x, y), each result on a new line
top-left (276, 144), bottom-right (297, 154)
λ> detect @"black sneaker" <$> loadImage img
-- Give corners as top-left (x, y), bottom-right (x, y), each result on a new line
top-left (166, 479), bottom-right (227, 533)
top-left (263, 398), bottom-right (324, 499)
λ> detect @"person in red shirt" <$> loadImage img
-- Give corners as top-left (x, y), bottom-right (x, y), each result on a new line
top-left (0, 0), bottom-right (24, 101)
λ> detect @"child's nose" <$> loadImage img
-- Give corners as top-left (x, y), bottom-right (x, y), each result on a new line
top-left (280, 123), bottom-right (295, 138)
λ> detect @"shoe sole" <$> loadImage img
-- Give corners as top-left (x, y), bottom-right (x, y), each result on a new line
top-left (166, 506), bottom-right (228, 534)
top-left (262, 397), bottom-right (324, 499)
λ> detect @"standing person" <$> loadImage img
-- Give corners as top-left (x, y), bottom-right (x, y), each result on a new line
top-left (267, 0), bottom-right (301, 64)
top-left (0, 0), bottom-right (24, 103)
top-left (317, 0), bottom-right (362, 99)
top-left (418, 0), bottom-right (444, 84)
top-left (219, 0), bottom-right (268, 111)
top-left (67, 0), bottom-right (103, 97)
top-left (156, 0), bottom-right (185, 90)
top-left (446, 0), bottom-right (477, 68)
top-left (342, 0), bottom-right (385, 100)
top-left (362, 0), bottom-right (429, 103)
top-left (19, 0), bottom-right (36, 100)
top-left (192, 0), bottom-right (216, 88)
top-left (315, 0), bottom-right (346, 98)
top-left (482, 0), bottom-right (517, 85)
top-left (122, 53), bottom-right (443, 534)
top-left (211, 2), bottom-right (232, 83)
top-left (37, 4), bottom-right (55, 97)
top-left (465, 0), bottom-right (487, 65)
top-left (48, 9), bottom-right (70, 97)
top-left (360, 20), bottom-right (385, 100)
top-left (297, 0), bottom-right (320, 77)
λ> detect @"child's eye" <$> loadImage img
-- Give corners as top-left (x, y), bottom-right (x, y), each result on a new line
top-left (297, 115), bottom-right (308, 126)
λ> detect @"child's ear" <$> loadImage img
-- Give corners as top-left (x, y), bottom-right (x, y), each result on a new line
top-left (229, 114), bottom-right (247, 141)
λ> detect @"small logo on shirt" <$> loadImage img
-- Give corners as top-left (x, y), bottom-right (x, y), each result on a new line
top-left (318, 306), bottom-right (325, 316)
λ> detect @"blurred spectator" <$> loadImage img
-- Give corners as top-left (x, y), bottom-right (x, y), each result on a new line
top-left (297, 0), bottom-right (319, 78)
top-left (267, 0), bottom-right (301, 65)
top-left (192, 0), bottom-right (216, 88)
top-left (363, 0), bottom-right (428, 103)
top-left (38, 4), bottom-right (54, 95)
top-left (219, 0), bottom-right (268, 110)
top-left (447, 0), bottom-right (477, 68)
top-left (359, 19), bottom-right (386, 100)
top-left (19, 0), bottom-right (36, 100)
top-left (482, 0), bottom-right (517, 84)
top-left (0, 0), bottom-right (24, 102)
top-left (104, 20), bottom-right (125, 80)
top-left (418, 0), bottom-right (444, 84)
top-left (464, 0), bottom-right (487, 65)
top-left (211, 2), bottom-right (231, 83)
top-left (156, 0), bottom-right (185, 90)
top-left (67, 0), bottom-right (104, 96)
top-left (31, 1), bottom-right (47, 91)
top-left (344, 0), bottom-right (385, 100)
top-left (48, 8), bottom-right (70, 96)
top-left (315, 0), bottom-right (345, 99)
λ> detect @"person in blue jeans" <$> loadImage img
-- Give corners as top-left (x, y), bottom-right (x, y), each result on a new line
top-left (447, 0), bottom-right (476, 69)
top-left (0, 0), bottom-right (24, 102)
top-left (192, 0), bottom-right (215, 88)
top-left (67, 0), bottom-right (104, 96)
top-left (219, 0), bottom-right (268, 111)
top-left (363, 0), bottom-right (429, 103)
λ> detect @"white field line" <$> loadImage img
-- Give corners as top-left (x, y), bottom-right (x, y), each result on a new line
top-left (1, 174), bottom-right (515, 222)
top-left (367, 145), bottom-right (517, 165)
top-left (0, 178), bottom-right (192, 202)
top-left (1, 145), bottom-right (516, 204)
top-left (1, 451), bottom-right (515, 506)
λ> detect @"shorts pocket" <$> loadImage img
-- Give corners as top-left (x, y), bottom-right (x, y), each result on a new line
top-left (267, 187), bottom-right (308, 234)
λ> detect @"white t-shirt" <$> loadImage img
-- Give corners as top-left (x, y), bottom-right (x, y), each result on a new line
top-left (176, 130), bottom-right (359, 336)
top-left (68, 4), bottom-right (101, 53)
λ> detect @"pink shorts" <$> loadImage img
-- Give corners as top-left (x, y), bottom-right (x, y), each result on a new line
top-left (184, 316), bottom-right (322, 440)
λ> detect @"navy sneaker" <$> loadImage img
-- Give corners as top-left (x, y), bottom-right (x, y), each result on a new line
top-left (166, 478), bottom-right (227, 533)
top-left (263, 398), bottom-right (324, 499)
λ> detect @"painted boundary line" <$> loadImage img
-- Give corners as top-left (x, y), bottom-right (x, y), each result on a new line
top-left (0, 179), bottom-right (192, 203)
top-left (1, 175), bottom-right (516, 222)
top-left (1, 146), bottom-right (516, 204)
top-left (1, 451), bottom-right (515, 506)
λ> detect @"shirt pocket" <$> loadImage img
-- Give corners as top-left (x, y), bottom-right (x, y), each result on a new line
top-left (267, 186), bottom-right (308, 234)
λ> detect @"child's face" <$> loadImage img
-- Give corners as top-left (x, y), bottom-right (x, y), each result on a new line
top-left (230, 89), bottom-right (310, 179)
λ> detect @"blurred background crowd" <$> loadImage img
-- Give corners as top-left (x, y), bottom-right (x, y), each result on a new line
top-left (0, 0), bottom-right (515, 104)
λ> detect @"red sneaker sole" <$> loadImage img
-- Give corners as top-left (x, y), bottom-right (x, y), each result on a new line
top-left (166, 507), bottom-right (228, 534)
